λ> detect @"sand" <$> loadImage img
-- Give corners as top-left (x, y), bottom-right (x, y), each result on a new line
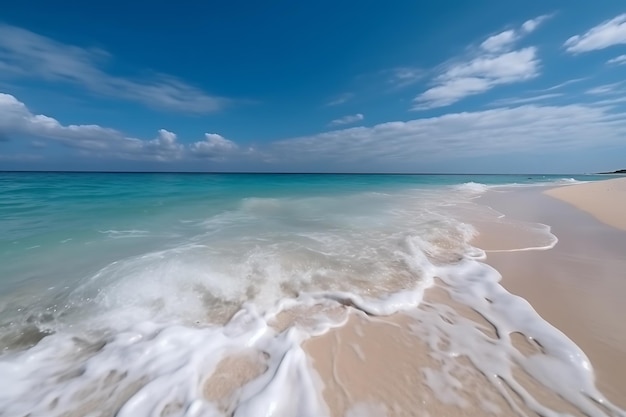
top-left (482, 178), bottom-right (626, 407)
top-left (302, 178), bottom-right (626, 415)
top-left (304, 287), bottom-right (593, 417)
top-left (544, 177), bottom-right (626, 231)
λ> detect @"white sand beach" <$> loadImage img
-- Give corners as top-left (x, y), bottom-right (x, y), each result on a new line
top-left (303, 178), bottom-right (626, 415)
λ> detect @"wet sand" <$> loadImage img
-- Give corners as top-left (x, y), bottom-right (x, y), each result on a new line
top-left (304, 287), bottom-right (594, 417)
top-left (303, 179), bottom-right (626, 415)
top-left (482, 179), bottom-right (626, 407)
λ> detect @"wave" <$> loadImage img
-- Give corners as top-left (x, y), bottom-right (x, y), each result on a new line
top-left (454, 181), bottom-right (491, 194)
top-left (0, 185), bottom-right (622, 416)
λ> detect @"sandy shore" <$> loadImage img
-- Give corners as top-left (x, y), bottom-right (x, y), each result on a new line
top-left (481, 178), bottom-right (626, 407)
top-left (304, 287), bottom-right (596, 417)
top-left (302, 178), bottom-right (626, 415)
top-left (545, 177), bottom-right (626, 231)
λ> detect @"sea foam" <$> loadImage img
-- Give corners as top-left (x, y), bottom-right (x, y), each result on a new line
top-left (0, 181), bottom-right (623, 417)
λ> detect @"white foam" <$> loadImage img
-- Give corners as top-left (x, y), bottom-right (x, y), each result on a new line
top-left (485, 222), bottom-right (559, 253)
top-left (555, 177), bottom-right (584, 184)
top-left (454, 181), bottom-right (491, 194)
top-left (0, 186), bottom-right (623, 417)
top-left (490, 177), bottom-right (589, 191)
top-left (410, 254), bottom-right (625, 417)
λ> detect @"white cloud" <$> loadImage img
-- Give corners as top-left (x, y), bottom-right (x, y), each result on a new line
top-left (414, 16), bottom-right (545, 110)
top-left (593, 96), bottom-right (626, 106)
top-left (0, 92), bottom-right (224, 161)
top-left (444, 48), bottom-right (539, 81)
top-left (474, 15), bottom-right (550, 53)
top-left (274, 104), bottom-right (626, 165)
top-left (607, 54), bottom-right (626, 65)
top-left (521, 15), bottom-right (552, 34)
top-left (0, 92), bottom-right (130, 152)
top-left (481, 30), bottom-right (518, 53)
top-left (1, 92), bottom-right (249, 164)
top-left (541, 77), bottom-right (588, 91)
top-left (585, 82), bottom-right (624, 95)
top-left (414, 48), bottom-right (539, 109)
top-left (490, 93), bottom-right (562, 107)
top-left (329, 113), bottom-right (364, 127)
top-left (564, 14), bottom-right (626, 53)
top-left (416, 77), bottom-right (490, 109)
top-left (326, 93), bottom-right (354, 106)
top-left (4, 92), bottom-right (626, 171)
top-left (0, 24), bottom-right (227, 113)
top-left (143, 129), bottom-right (184, 161)
top-left (189, 133), bottom-right (239, 160)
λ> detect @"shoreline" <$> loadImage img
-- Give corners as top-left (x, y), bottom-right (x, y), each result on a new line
top-left (479, 178), bottom-right (626, 408)
top-left (4, 176), bottom-right (625, 416)
top-left (544, 177), bottom-right (626, 231)
top-left (304, 178), bottom-right (626, 415)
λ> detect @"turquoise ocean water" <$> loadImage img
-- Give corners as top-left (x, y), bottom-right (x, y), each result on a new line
top-left (0, 172), bottom-right (620, 417)
top-left (0, 172), bottom-right (603, 304)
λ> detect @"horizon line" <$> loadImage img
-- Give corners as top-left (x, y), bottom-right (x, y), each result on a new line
top-left (0, 170), bottom-right (613, 176)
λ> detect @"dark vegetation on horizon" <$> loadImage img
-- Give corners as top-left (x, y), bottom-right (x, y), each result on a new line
top-left (598, 169), bottom-right (626, 174)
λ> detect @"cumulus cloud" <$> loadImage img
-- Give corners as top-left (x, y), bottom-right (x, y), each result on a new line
top-left (274, 104), bottom-right (626, 164)
top-left (0, 92), bottom-right (247, 163)
top-left (189, 133), bottom-right (239, 160)
top-left (0, 92), bottom-right (130, 152)
top-left (143, 129), bottom-right (185, 161)
top-left (564, 14), bottom-right (626, 53)
top-left (607, 54), bottom-right (626, 65)
top-left (4, 92), bottom-right (626, 171)
top-left (0, 92), bottom-right (219, 161)
top-left (413, 17), bottom-right (545, 110)
top-left (329, 113), bottom-right (364, 127)
top-left (0, 24), bottom-right (227, 113)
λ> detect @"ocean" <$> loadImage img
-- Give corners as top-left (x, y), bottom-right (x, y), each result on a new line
top-left (0, 172), bottom-right (621, 417)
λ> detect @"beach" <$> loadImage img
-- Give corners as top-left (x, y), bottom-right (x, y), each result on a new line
top-left (484, 178), bottom-right (626, 408)
top-left (6, 2), bottom-right (626, 415)
top-left (1, 173), bottom-right (625, 416)
top-left (303, 177), bottom-right (626, 416)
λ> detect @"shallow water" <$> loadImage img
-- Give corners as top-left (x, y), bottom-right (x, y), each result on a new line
top-left (0, 172), bottom-right (621, 416)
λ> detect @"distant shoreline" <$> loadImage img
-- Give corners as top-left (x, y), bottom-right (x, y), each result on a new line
top-left (598, 169), bottom-right (626, 174)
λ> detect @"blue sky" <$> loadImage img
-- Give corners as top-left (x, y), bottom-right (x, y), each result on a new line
top-left (1, 1), bottom-right (626, 173)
